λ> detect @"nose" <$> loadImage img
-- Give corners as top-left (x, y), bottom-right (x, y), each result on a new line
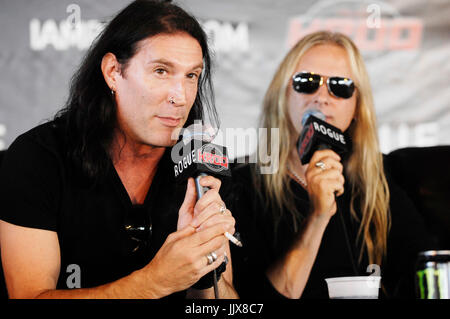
top-left (169, 78), bottom-right (187, 106)
top-left (312, 80), bottom-right (330, 106)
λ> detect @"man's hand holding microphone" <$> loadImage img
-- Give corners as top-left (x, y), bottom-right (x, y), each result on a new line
top-left (140, 132), bottom-right (238, 298)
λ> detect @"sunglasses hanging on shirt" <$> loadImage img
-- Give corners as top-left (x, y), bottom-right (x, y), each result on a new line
top-left (292, 71), bottom-right (356, 99)
top-left (124, 205), bottom-right (152, 254)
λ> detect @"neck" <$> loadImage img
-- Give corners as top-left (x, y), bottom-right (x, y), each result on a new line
top-left (109, 132), bottom-right (166, 205)
top-left (109, 131), bottom-right (166, 167)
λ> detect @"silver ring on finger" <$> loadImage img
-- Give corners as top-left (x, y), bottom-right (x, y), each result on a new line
top-left (210, 251), bottom-right (218, 262)
top-left (219, 203), bottom-right (227, 215)
top-left (206, 253), bottom-right (214, 265)
top-left (315, 161), bottom-right (326, 171)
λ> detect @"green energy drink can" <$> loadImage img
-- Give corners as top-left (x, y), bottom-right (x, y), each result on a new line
top-left (415, 250), bottom-right (450, 299)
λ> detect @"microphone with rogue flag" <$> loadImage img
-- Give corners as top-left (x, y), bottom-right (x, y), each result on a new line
top-left (296, 110), bottom-right (359, 276)
top-left (172, 128), bottom-right (241, 245)
top-left (172, 127), bottom-right (231, 198)
top-left (170, 125), bottom-right (241, 297)
top-left (297, 109), bottom-right (349, 164)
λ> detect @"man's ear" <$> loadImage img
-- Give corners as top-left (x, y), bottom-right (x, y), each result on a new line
top-left (101, 52), bottom-right (120, 92)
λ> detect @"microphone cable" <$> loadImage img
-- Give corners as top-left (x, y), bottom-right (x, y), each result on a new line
top-left (213, 269), bottom-right (219, 298)
top-left (195, 173), bottom-right (220, 299)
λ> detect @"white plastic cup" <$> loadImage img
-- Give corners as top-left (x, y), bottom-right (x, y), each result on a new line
top-left (325, 276), bottom-right (381, 299)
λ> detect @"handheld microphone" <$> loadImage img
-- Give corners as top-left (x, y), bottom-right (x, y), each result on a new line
top-left (171, 127), bottom-right (232, 298)
top-left (297, 111), bottom-right (358, 275)
top-left (297, 109), bottom-right (349, 164)
top-left (172, 128), bottom-right (240, 243)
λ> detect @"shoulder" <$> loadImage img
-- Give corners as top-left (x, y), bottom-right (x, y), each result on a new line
top-left (381, 153), bottom-right (418, 213)
top-left (230, 162), bottom-right (256, 184)
top-left (1, 121), bottom-right (67, 184)
top-left (382, 148), bottom-right (445, 248)
top-left (224, 162), bottom-right (255, 207)
top-left (227, 162), bottom-right (260, 200)
top-left (381, 153), bottom-right (403, 195)
top-left (382, 151), bottom-right (438, 249)
top-left (0, 121), bottom-right (66, 231)
top-left (4, 120), bottom-right (65, 163)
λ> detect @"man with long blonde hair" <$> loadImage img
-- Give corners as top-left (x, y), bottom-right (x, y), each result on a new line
top-left (230, 31), bottom-right (434, 299)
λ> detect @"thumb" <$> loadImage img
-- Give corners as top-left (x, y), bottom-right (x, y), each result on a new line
top-left (168, 224), bottom-right (196, 243)
top-left (180, 177), bottom-right (197, 212)
top-left (177, 178), bottom-right (197, 227)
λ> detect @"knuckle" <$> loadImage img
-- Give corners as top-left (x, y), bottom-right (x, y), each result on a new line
top-left (218, 245), bottom-right (227, 255)
top-left (192, 266), bottom-right (202, 277)
top-left (215, 238), bottom-right (225, 250)
top-left (194, 203), bottom-right (203, 215)
top-left (202, 221), bottom-right (212, 230)
top-left (221, 223), bottom-right (228, 233)
top-left (213, 259), bottom-right (222, 268)
top-left (166, 232), bottom-right (176, 242)
top-left (210, 188), bottom-right (219, 197)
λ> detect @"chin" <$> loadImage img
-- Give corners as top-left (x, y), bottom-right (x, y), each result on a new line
top-left (148, 134), bottom-right (180, 148)
top-left (146, 125), bottom-right (181, 146)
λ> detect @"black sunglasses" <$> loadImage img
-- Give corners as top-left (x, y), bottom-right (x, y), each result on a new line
top-left (124, 205), bottom-right (152, 253)
top-left (292, 71), bottom-right (355, 99)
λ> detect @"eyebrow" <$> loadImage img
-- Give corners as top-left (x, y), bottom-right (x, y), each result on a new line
top-left (149, 58), bottom-right (203, 70)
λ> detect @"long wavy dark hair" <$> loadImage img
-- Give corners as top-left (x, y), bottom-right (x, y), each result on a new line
top-left (55, 0), bottom-right (218, 182)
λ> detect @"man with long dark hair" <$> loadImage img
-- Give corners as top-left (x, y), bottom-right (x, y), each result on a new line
top-left (0, 1), bottom-right (237, 299)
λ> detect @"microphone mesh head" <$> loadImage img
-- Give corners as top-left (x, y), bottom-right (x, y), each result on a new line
top-left (181, 122), bottom-right (218, 144)
top-left (301, 109), bottom-right (326, 126)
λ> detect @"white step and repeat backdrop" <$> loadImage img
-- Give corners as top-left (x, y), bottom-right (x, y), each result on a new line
top-left (0, 0), bottom-right (449, 159)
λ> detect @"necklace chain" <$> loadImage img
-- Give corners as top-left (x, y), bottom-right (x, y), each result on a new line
top-left (287, 165), bottom-right (307, 188)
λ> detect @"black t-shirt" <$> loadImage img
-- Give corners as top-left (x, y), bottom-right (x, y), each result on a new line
top-left (227, 163), bottom-right (437, 299)
top-left (0, 121), bottom-right (188, 298)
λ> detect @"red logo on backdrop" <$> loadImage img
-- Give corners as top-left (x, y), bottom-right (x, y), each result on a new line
top-left (286, 2), bottom-right (423, 51)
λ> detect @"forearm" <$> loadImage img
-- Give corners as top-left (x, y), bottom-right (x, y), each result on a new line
top-left (187, 252), bottom-right (238, 299)
top-left (266, 214), bottom-right (329, 299)
top-left (32, 268), bottom-right (165, 299)
top-left (217, 276), bottom-right (238, 299)
top-left (186, 276), bottom-right (238, 299)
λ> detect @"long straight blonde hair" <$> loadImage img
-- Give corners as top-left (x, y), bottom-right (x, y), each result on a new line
top-left (257, 31), bottom-right (390, 266)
